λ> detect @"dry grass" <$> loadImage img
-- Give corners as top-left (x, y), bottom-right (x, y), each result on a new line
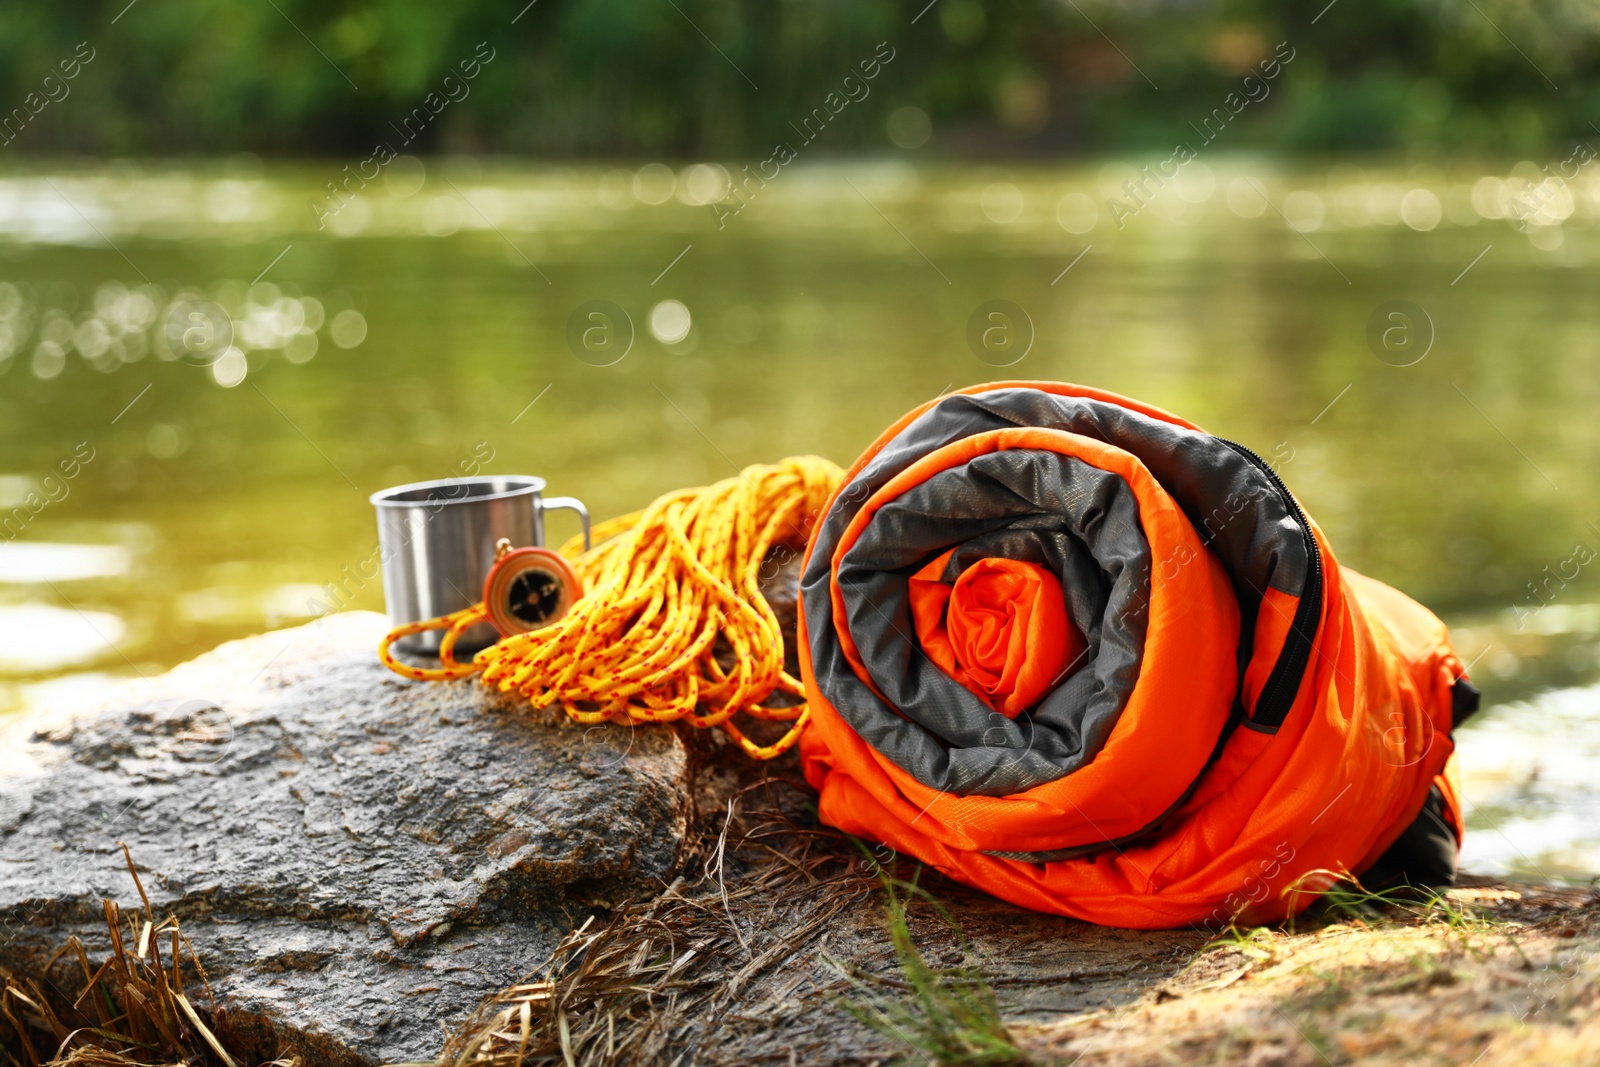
top-left (419, 775), bottom-right (1041, 1067)
top-left (0, 844), bottom-right (291, 1067)
top-left (418, 779), bottom-right (877, 1067)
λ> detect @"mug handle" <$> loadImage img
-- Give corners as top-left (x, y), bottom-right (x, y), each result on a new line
top-left (543, 496), bottom-right (591, 552)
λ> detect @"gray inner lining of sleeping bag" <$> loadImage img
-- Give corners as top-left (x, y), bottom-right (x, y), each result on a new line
top-left (835, 451), bottom-right (1149, 796)
top-left (801, 386), bottom-right (1311, 799)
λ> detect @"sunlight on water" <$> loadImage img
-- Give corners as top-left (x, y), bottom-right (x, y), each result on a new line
top-left (1458, 682), bottom-right (1600, 878)
top-left (0, 604), bottom-right (125, 673)
top-left (0, 541), bottom-right (130, 582)
top-left (0, 158), bottom-right (1594, 244)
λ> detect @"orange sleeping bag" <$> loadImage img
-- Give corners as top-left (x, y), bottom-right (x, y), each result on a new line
top-left (797, 382), bottom-right (1475, 929)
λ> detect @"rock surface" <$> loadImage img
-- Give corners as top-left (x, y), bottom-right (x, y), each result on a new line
top-left (0, 612), bottom-right (691, 1066)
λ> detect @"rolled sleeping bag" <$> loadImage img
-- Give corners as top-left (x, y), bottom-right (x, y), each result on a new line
top-left (798, 382), bottom-right (1477, 929)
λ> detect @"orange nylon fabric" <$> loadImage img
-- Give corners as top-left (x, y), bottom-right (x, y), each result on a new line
top-left (824, 425), bottom-right (1240, 847)
top-left (909, 555), bottom-right (1084, 720)
top-left (799, 381), bottom-right (1468, 930)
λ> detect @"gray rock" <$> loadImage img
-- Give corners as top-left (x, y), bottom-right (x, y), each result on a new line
top-left (0, 612), bottom-right (690, 1066)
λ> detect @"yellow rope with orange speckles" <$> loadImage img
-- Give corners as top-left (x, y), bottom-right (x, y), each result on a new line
top-left (378, 456), bottom-right (843, 760)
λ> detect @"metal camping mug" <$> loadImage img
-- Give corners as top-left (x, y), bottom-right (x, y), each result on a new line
top-left (370, 476), bottom-right (590, 655)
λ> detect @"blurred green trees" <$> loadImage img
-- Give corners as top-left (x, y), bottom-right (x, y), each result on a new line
top-left (0, 0), bottom-right (1595, 158)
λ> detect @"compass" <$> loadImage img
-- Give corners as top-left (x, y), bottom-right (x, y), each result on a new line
top-left (482, 538), bottom-right (583, 637)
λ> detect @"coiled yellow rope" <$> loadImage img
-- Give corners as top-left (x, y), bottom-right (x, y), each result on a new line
top-left (379, 456), bottom-right (843, 759)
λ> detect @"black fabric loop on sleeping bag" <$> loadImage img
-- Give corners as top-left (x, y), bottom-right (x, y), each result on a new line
top-left (834, 450), bottom-right (1150, 796)
top-left (1451, 677), bottom-right (1481, 729)
top-left (801, 387), bottom-right (1319, 797)
top-left (1357, 784), bottom-right (1459, 890)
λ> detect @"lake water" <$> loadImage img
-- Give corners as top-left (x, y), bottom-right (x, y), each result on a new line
top-left (1, 157), bottom-right (1597, 881)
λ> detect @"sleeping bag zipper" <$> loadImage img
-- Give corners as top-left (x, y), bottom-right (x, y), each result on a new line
top-left (1218, 438), bottom-right (1325, 732)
